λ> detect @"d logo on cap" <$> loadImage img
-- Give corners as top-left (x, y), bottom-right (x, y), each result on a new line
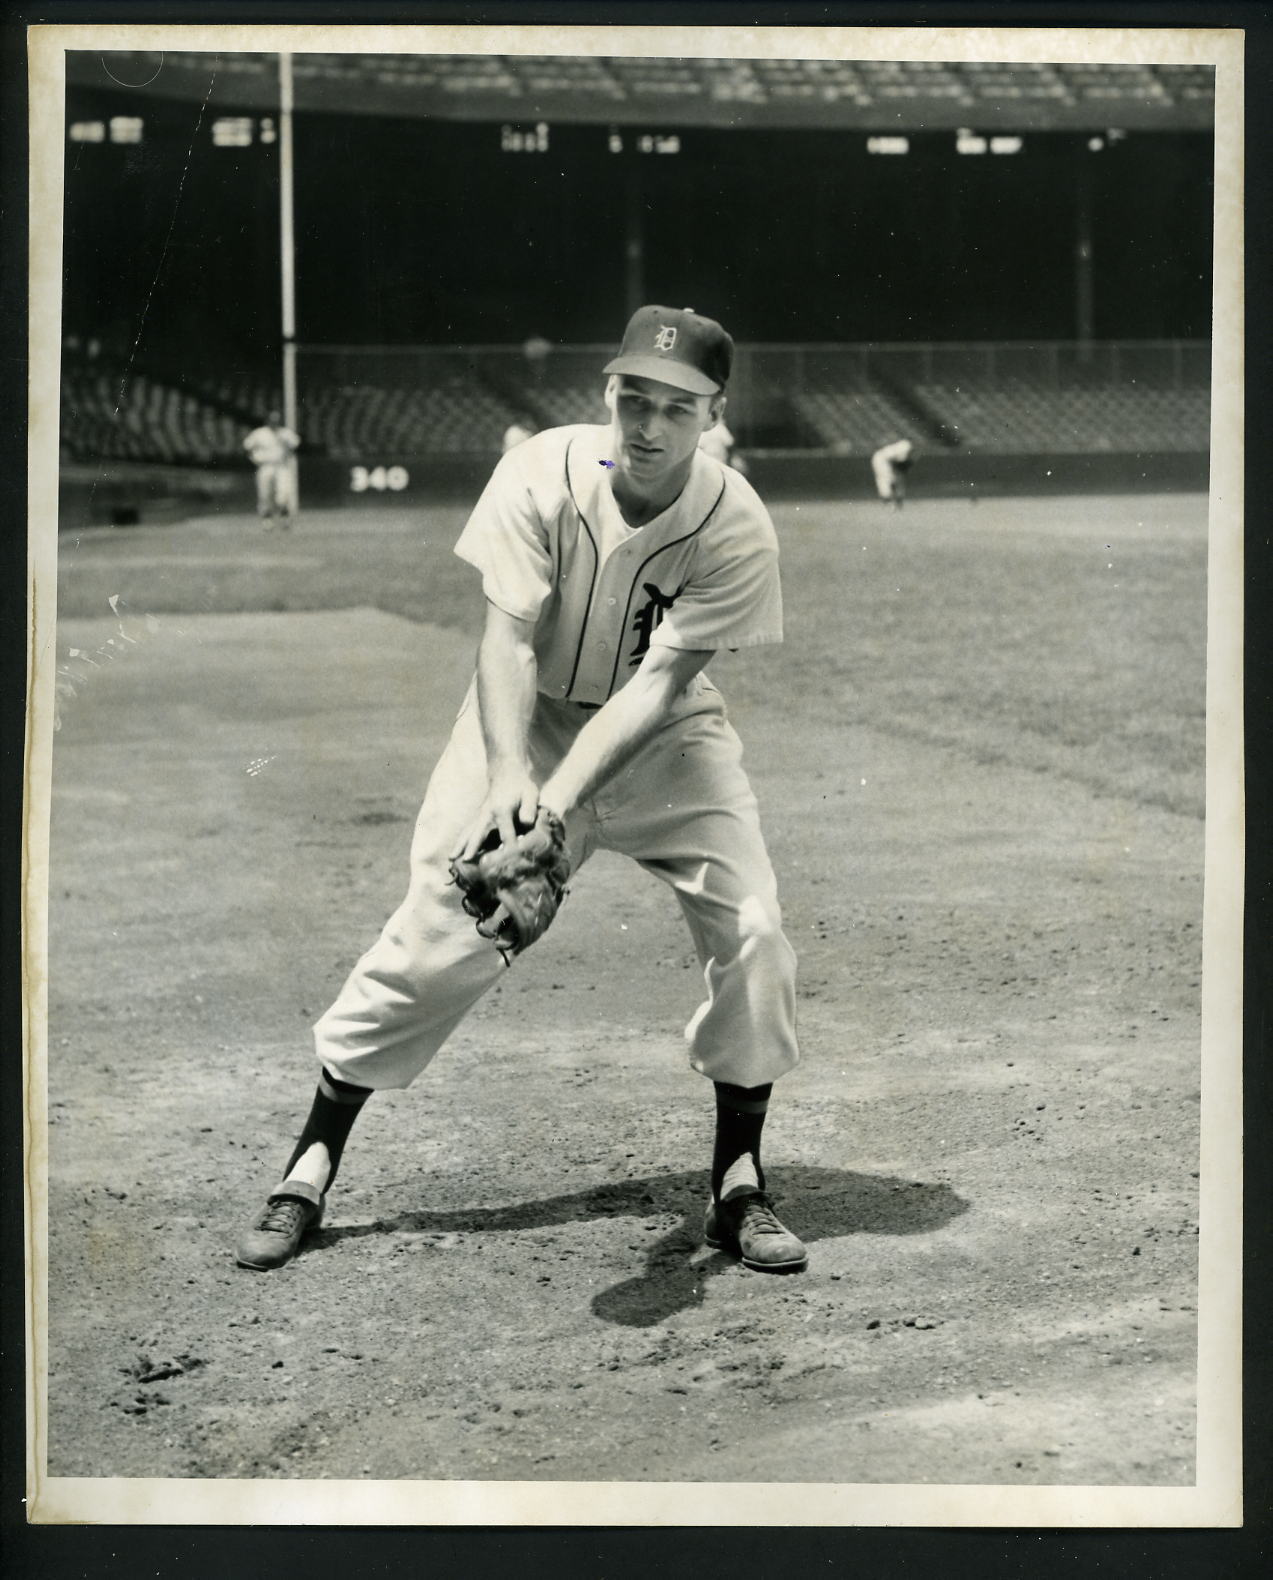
top-left (604, 305), bottom-right (734, 396)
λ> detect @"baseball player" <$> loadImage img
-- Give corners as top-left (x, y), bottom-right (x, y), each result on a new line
top-left (243, 410), bottom-right (300, 525)
top-left (696, 416), bottom-right (745, 473)
top-left (501, 413), bottom-right (538, 453)
top-left (870, 437), bottom-right (915, 509)
top-left (235, 306), bottom-right (807, 1276)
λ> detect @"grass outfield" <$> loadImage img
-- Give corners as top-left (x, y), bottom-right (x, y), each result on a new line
top-left (56, 489), bottom-right (1208, 821)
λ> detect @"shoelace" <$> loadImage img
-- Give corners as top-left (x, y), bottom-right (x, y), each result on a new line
top-left (735, 1195), bottom-right (788, 1236)
top-left (259, 1198), bottom-right (310, 1236)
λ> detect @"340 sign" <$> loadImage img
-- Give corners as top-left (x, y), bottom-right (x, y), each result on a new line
top-left (349, 465), bottom-right (410, 493)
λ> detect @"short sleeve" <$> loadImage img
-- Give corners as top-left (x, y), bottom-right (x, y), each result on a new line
top-left (649, 539), bottom-right (783, 654)
top-left (454, 450), bottom-right (554, 622)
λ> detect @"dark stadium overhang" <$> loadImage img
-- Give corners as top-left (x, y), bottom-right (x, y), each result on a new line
top-left (65, 51), bottom-right (1215, 133)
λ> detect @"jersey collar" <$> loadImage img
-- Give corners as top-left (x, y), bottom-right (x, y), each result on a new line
top-left (567, 424), bottom-right (721, 542)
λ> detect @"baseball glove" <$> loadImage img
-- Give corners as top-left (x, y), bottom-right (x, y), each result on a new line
top-left (449, 808), bottom-right (571, 964)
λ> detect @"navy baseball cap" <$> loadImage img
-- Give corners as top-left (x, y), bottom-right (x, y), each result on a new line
top-left (604, 305), bottom-right (733, 395)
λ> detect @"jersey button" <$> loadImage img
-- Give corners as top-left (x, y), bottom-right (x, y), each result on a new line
top-left (607, 597), bottom-right (617, 606)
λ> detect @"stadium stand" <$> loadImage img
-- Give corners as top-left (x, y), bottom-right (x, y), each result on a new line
top-left (61, 365), bottom-right (248, 465)
top-left (300, 378), bottom-right (516, 459)
top-left (956, 62), bottom-right (1070, 104)
top-left (915, 379), bottom-right (1210, 454)
top-left (62, 343), bottom-right (1210, 465)
top-left (71, 54), bottom-right (1215, 131)
top-left (513, 367), bottom-right (608, 430)
top-left (792, 389), bottom-right (927, 451)
top-left (61, 354), bottom-right (529, 464)
top-left (1055, 63), bottom-right (1173, 105)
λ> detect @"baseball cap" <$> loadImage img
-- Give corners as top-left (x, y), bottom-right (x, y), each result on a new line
top-left (604, 305), bottom-right (733, 395)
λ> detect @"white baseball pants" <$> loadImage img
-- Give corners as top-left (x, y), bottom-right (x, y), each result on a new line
top-left (255, 461), bottom-right (294, 516)
top-left (313, 682), bottom-right (799, 1091)
top-left (871, 456), bottom-right (896, 499)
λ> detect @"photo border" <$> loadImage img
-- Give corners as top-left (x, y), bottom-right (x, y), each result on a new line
top-left (13, 0), bottom-right (1255, 1551)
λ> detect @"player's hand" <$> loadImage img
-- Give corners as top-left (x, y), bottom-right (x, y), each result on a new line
top-left (450, 769), bottom-right (540, 862)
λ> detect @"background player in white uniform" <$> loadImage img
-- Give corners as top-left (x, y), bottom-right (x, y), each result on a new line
top-left (243, 410), bottom-right (300, 524)
top-left (697, 416), bottom-right (746, 474)
top-left (236, 306), bottom-right (807, 1275)
top-left (501, 413), bottom-right (538, 453)
top-left (871, 436), bottom-right (915, 509)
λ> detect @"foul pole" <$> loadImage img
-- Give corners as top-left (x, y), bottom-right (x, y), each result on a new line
top-left (279, 51), bottom-right (299, 513)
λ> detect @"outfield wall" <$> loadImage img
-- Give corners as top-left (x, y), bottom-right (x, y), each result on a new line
top-left (746, 449), bottom-right (1210, 500)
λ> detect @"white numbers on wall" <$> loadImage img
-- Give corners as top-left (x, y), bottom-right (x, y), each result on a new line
top-left (350, 465), bottom-right (410, 493)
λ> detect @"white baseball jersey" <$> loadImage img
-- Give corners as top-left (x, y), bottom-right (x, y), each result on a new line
top-left (312, 421), bottom-right (799, 1095)
top-left (872, 438), bottom-right (913, 470)
top-left (244, 425), bottom-right (299, 465)
top-left (454, 423), bottom-right (782, 707)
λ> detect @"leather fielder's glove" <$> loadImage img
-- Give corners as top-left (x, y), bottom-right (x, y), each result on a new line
top-left (449, 808), bottom-right (571, 964)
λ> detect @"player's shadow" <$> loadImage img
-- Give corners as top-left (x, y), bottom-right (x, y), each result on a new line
top-left (318, 1165), bottom-right (968, 1329)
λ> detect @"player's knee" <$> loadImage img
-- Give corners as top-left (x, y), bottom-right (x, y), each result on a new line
top-left (735, 894), bottom-right (793, 968)
top-left (737, 893), bottom-right (782, 938)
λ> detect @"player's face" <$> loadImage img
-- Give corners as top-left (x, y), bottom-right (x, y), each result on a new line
top-left (609, 376), bottom-right (719, 488)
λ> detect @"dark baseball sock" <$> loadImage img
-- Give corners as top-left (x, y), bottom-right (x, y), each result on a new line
top-left (711, 1081), bottom-right (773, 1201)
top-left (280, 1069), bottom-right (373, 1195)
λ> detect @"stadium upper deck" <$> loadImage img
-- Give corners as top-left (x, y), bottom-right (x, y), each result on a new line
top-left (65, 52), bottom-right (1214, 132)
top-left (60, 339), bottom-right (1211, 468)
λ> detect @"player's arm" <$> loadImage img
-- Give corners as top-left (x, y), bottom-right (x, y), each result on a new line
top-left (539, 644), bottom-right (714, 819)
top-left (451, 600), bottom-right (541, 859)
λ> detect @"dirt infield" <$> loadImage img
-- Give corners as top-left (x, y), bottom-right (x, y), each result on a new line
top-left (40, 491), bottom-right (1207, 1489)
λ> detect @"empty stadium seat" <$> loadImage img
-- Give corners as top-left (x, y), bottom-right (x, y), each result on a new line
top-left (915, 378), bottom-right (1210, 453)
top-left (59, 346), bottom-right (1211, 466)
top-left (790, 388), bottom-right (925, 451)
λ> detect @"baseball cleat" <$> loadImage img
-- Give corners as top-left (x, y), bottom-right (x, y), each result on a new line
top-left (235, 1182), bottom-right (325, 1271)
top-left (704, 1191), bottom-right (808, 1274)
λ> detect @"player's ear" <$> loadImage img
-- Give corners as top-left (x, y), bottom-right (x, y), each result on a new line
top-left (603, 375), bottom-right (620, 414)
top-left (707, 393), bottom-right (727, 428)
